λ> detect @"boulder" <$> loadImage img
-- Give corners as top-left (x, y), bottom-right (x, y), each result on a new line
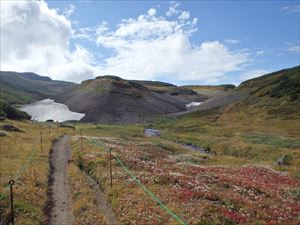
top-left (1, 124), bottom-right (24, 132)
top-left (276, 155), bottom-right (292, 166)
top-left (0, 130), bottom-right (10, 137)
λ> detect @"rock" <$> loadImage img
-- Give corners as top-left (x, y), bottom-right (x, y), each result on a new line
top-left (144, 129), bottom-right (160, 137)
top-left (0, 130), bottom-right (10, 137)
top-left (276, 155), bottom-right (292, 166)
top-left (0, 117), bottom-right (6, 121)
top-left (1, 124), bottom-right (24, 132)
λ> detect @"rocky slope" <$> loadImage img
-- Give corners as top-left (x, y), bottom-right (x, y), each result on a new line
top-left (55, 76), bottom-right (207, 123)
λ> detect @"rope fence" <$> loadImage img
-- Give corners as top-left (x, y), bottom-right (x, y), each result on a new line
top-left (0, 148), bottom-right (37, 201)
top-left (89, 139), bottom-right (186, 225)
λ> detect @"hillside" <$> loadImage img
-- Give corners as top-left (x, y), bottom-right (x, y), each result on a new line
top-left (177, 66), bottom-right (300, 117)
top-left (234, 65), bottom-right (300, 117)
top-left (0, 71), bottom-right (76, 105)
top-left (55, 76), bottom-right (207, 123)
top-left (152, 66), bottom-right (300, 177)
top-left (0, 71), bottom-right (76, 119)
top-left (182, 84), bottom-right (235, 97)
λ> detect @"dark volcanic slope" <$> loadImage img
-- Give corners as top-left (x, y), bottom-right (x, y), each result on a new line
top-left (55, 76), bottom-right (206, 123)
top-left (0, 71), bottom-right (76, 104)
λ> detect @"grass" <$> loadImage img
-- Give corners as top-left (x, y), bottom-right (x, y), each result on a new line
top-left (149, 104), bottom-right (300, 177)
top-left (68, 163), bottom-right (106, 225)
top-left (69, 122), bottom-right (300, 224)
top-left (0, 119), bottom-right (73, 224)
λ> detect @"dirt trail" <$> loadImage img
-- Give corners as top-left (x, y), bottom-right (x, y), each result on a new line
top-left (48, 136), bottom-right (74, 225)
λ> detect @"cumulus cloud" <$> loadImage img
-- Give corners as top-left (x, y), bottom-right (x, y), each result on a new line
top-left (0, 0), bottom-right (94, 82)
top-left (1, 0), bottom-right (250, 83)
top-left (64, 4), bottom-right (76, 18)
top-left (147, 8), bottom-right (156, 16)
top-left (93, 6), bottom-right (249, 82)
top-left (166, 1), bottom-right (181, 17)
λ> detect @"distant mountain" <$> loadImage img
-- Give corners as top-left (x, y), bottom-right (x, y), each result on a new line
top-left (0, 71), bottom-right (76, 119)
top-left (177, 66), bottom-right (300, 118)
top-left (181, 84), bottom-right (235, 98)
top-left (55, 75), bottom-right (207, 123)
top-left (0, 71), bottom-right (76, 105)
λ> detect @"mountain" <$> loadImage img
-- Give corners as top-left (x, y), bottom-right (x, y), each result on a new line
top-left (0, 71), bottom-right (76, 105)
top-left (0, 71), bottom-right (76, 119)
top-left (55, 75), bottom-right (207, 123)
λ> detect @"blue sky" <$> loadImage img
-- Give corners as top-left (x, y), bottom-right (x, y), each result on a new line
top-left (1, 0), bottom-right (299, 85)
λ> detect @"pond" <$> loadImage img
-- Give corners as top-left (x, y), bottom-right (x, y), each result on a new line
top-left (20, 99), bottom-right (85, 122)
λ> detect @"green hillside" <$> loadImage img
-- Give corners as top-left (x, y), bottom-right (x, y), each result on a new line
top-left (0, 71), bottom-right (76, 104)
top-left (235, 65), bottom-right (300, 117)
top-left (151, 66), bottom-right (300, 177)
top-left (0, 71), bottom-right (76, 119)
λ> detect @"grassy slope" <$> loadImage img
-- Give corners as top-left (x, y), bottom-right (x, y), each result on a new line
top-left (0, 119), bottom-right (107, 224)
top-left (0, 71), bottom-right (76, 120)
top-left (0, 71), bottom-right (75, 105)
top-left (69, 122), bottom-right (300, 224)
top-left (152, 66), bottom-right (300, 176)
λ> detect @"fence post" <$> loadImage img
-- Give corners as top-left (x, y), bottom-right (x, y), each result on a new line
top-left (80, 129), bottom-right (83, 151)
top-left (40, 132), bottom-right (43, 153)
top-left (109, 148), bottom-right (112, 188)
top-left (9, 180), bottom-right (15, 225)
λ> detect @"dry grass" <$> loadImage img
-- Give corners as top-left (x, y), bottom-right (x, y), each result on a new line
top-left (0, 119), bottom-right (73, 224)
top-left (68, 163), bottom-right (106, 225)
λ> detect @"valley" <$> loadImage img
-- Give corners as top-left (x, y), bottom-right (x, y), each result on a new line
top-left (0, 66), bottom-right (299, 224)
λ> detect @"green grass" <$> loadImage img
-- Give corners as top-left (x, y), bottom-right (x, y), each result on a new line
top-left (241, 132), bottom-right (300, 149)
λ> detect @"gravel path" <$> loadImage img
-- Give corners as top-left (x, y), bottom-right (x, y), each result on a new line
top-left (48, 136), bottom-right (74, 225)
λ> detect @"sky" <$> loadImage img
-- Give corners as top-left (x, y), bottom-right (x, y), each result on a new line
top-left (1, 0), bottom-right (299, 85)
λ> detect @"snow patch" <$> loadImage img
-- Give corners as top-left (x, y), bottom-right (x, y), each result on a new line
top-left (186, 102), bottom-right (202, 107)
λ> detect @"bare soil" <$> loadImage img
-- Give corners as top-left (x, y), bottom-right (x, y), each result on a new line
top-left (47, 136), bottom-right (74, 225)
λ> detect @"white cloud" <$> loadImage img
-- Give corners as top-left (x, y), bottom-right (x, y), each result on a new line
top-left (240, 69), bottom-right (270, 81)
top-left (282, 5), bottom-right (300, 14)
top-left (287, 45), bottom-right (300, 53)
top-left (147, 8), bottom-right (156, 16)
top-left (166, 1), bottom-right (181, 17)
top-left (223, 39), bottom-right (239, 45)
top-left (0, 0), bottom-right (94, 82)
top-left (178, 11), bottom-right (190, 20)
top-left (94, 7), bottom-right (249, 83)
top-left (1, 0), bottom-right (250, 84)
top-left (256, 50), bottom-right (264, 56)
top-left (64, 4), bottom-right (75, 18)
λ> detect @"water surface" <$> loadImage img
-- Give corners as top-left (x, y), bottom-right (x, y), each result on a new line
top-left (20, 99), bottom-right (85, 122)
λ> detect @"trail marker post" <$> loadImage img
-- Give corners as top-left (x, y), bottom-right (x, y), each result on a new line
top-left (48, 126), bottom-right (51, 136)
top-left (73, 126), bottom-right (76, 136)
top-left (109, 148), bottom-right (112, 188)
top-left (40, 132), bottom-right (43, 153)
top-left (9, 180), bottom-right (15, 225)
